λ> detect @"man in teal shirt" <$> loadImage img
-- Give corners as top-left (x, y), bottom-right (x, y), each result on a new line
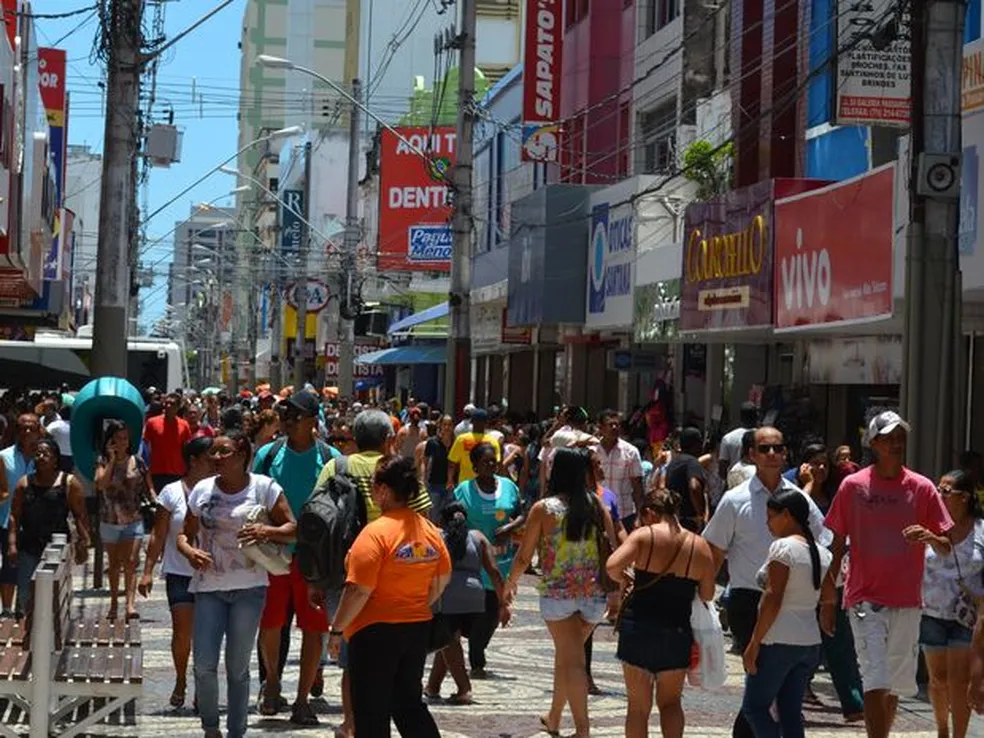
top-left (252, 390), bottom-right (337, 726)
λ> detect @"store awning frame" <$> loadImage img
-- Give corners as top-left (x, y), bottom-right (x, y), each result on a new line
top-left (355, 344), bottom-right (447, 366)
top-left (386, 301), bottom-right (449, 335)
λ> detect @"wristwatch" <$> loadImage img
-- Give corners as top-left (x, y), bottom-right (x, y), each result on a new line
top-left (329, 629), bottom-right (343, 637)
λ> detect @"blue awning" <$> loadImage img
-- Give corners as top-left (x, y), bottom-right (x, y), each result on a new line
top-left (355, 344), bottom-right (447, 366)
top-left (387, 301), bottom-right (449, 334)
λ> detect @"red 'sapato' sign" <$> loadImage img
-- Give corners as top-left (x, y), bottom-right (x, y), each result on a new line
top-left (521, 0), bottom-right (563, 162)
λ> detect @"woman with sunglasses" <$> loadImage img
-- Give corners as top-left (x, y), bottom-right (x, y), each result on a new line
top-left (138, 435), bottom-right (215, 709)
top-left (920, 470), bottom-right (984, 738)
top-left (177, 430), bottom-right (296, 738)
top-left (8, 438), bottom-right (90, 615)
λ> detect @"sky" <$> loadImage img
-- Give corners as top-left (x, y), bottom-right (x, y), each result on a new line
top-left (39, 0), bottom-right (249, 329)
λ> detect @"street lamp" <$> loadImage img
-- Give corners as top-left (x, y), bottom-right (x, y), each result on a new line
top-left (255, 55), bottom-right (431, 162)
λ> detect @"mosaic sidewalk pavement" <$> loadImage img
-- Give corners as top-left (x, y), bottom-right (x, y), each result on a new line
top-left (51, 563), bottom-right (984, 737)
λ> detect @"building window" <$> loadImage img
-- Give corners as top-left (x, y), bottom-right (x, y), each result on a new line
top-left (640, 100), bottom-right (677, 174)
top-left (645, 0), bottom-right (679, 36)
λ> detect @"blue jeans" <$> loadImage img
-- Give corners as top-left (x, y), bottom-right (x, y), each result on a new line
top-left (741, 643), bottom-right (820, 738)
top-left (427, 483), bottom-right (448, 523)
top-left (194, 587), bottom-right (267, 738)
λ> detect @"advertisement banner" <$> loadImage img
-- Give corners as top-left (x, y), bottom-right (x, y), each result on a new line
top-left (835, 0), bottom-right (911, 126)
top-left (521, 0), bottom-right (563, 162)
top-left (39, 48), bottom-right (67, 282)
top-left (774, 165), bottom-right (894, 330)
top-left (280, 190), bottom-right (304, 260)
top-left (378, 126), bottom-right (455, 272)
top-left (586, 200), bottom-right (635, 330)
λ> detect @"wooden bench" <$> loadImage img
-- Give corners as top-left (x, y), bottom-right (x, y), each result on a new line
top-left (0, 541), bottom-right (144, 738)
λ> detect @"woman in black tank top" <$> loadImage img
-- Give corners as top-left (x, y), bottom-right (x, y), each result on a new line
top-left (604, 488), bottom-right (717, 738)
top-left (8, 438), bottom-right (90, 616)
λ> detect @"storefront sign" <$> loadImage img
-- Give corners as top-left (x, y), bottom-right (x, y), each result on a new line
top-left (39, 48), bottom-right (67, 282)
top-left (501, 308), bottom-right (532, 344)
top-left (285, 279), bottom-right (331, 314)
top-left (807, 336), bottom-right (902, 384)
top-left (681, 181), bottom-right (774, 331)
top-left (378, 127), bottom-right (455, 271)
top-left (471, 302), bottom-right (503, 353)
top-left (774, 165), bottom-right (894, 330)
top-left (586, 201), bottom-right (635, 330)
top-left (835, 0), bottom-right (911, 126)
top-left (280, 190), bottom-right (304, 260)
top-left (324, 342), bottom-right (384, 379)
top-left (521, 0), bottom-right (563, 162)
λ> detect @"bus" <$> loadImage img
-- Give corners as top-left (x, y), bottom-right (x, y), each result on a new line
top-left (0, 331), bottom-right (188, 393)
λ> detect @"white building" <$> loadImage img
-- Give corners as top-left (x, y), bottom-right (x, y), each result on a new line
top-left (64, 145), bottom-right (102, 321)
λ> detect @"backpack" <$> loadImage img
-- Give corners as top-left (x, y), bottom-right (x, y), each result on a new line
top-left (258, 437), bottom-right (334, 477)
top-left (296, 456), bottom-right (367, 592)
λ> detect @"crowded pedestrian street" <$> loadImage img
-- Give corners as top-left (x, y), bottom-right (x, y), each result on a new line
top-left (44, 563), bottom-right (975, 738)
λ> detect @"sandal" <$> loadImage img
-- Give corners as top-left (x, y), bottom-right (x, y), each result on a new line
top-left (169, 685), bottom-right (186, 708)
top-left (539, 715), bottom-right (560, 736)
top-left (106, 604), bottom-right (118, 621)
top-left (259, 684), bottom-right (284, 716)
top-left (446, 692), bottom-right (473, 705)
top-left (289, 701), bottom-right (319, 726)
top-left (422, 689), bottom-right (441, 702)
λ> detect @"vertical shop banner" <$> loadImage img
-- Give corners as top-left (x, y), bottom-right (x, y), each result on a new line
top-left (774, 165), bottom-right (894, 330)
top-left (39, 47), bottom-right (67, 281)
top-left (835, 0), bottom-right (911, 126)
top-left (681, 181), bottom-right (775, 331)
top-left (377, 126), bottom-right (455, 272)
top-left (586, 200), bottom-right (635, 329)
top-left (280, 190), bottom-right (304, 260)
top-left (521, 0), bottom-right (563, 162)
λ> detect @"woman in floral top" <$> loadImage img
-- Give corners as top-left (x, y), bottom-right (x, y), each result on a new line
top-left (506, 448), bottom-right (617, 738)
top-left (93, 419), bottom-right (155, 621)
top-left (920, 470), bottom-right (984, 738)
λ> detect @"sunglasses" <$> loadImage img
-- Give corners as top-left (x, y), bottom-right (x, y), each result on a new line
top-left (331, 435), bottom-right (354, 444)
top-left (939, 485), bottom-right (967, 497)
top-left (756, 443), bottom-right (786, 454)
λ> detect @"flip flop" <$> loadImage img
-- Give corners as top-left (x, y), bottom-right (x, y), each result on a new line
top-left (539, 716), bottom-right (560, 736)
top-left (446, 692), bottom-right (473, 705)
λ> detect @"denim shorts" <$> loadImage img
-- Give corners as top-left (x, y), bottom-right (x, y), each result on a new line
top-left (165, 574), bottom-right (195, 609)
top-left (919, 614), bottom-right (973, 651)
top-left (539, 595), bottom-right (607, 624)
top-left (99, 520), bottom-right (144, 543)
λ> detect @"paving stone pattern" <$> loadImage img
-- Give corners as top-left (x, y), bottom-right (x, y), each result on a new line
top-left (54, 565), bottom-right (984, 737)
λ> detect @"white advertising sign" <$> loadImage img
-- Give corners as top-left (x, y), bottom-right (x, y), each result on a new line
top-left (835, 0), bottom-right (911, 127)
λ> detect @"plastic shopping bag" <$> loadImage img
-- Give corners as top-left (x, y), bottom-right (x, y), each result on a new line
top-left (688, 595), bottom-right (727, 689)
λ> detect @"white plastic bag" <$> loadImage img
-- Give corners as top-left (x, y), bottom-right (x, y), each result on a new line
top-left (688, 595), bottom-right (727, 689)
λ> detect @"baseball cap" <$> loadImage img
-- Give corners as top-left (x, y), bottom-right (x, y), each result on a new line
top-left (286, 389), bottom-right (320, 417)
top-left (863, 411), bottom-right (911, 446)
top-left (470, 408), bottom-right (489, 423)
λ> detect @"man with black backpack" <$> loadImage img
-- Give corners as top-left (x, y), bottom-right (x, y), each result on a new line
top-left (252, 389), bottom-right (340, 726)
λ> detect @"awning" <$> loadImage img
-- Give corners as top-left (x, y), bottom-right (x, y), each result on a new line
top-left (387, 301), bottom-right (449, 335)
top-left (355, 344), bottom-right (447, 366)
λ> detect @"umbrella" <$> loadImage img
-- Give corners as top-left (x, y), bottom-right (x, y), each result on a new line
top-left (202, 386), bottom-right (222, 396)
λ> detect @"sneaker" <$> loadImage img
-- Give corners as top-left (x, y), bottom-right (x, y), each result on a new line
top-left (290, 701), bottom-right (319, 726)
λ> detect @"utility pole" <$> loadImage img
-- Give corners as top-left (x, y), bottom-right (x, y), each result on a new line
top-left (293, 140), bottom-right (313, 390)
top-left (901, 0), bottom-right (965, 476)
top-left (91, 0), bottom-right (143, 379)
top-left (444, 0), bottom-right (476, 415)
top-left (338, 79), bottom-right (362, 400)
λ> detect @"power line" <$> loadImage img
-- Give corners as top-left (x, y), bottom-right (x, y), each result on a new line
top-left (5, 4), bottom-right (97, 20)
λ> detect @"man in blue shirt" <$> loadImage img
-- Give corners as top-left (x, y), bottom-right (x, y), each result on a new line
top-left (0, 414), bottom-right (40, 616)
top-left (252, 390), bottom-right (338, 726)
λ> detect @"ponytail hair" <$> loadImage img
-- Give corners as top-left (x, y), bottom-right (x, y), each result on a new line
top-left (767, 489), bottom-right (822, 590)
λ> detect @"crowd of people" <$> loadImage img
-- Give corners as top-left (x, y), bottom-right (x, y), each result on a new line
top-left (0, 384), bottom-right (983, 738)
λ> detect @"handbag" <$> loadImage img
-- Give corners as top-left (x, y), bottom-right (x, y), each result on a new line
top-left (614, 528), bottom-right (686, 632)
top-left (238, 478), bottom-right (291, 576)
top-left (593, 495), bottom-right (619, 594)
top-left (952, 543), bottom-right (978, 630)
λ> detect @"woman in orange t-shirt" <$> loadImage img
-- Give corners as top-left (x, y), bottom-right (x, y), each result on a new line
top-left (327, 455), bottom-right (452, 738)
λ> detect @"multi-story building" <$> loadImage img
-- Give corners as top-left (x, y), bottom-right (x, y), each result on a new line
top-left (65, 145), bottom-right (102, 322)
top-left (168, 206), bottom-right (237, 340)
